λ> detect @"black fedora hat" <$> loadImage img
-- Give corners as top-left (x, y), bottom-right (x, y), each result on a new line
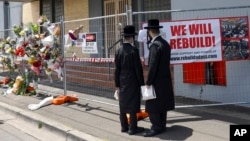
top-left (122, 25), bottom-right (137, 36)
top-left (144, 19), bottom-right (163, 29)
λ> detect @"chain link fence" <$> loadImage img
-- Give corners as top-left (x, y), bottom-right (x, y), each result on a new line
top-left (1, 5), bottom-right (250, 108)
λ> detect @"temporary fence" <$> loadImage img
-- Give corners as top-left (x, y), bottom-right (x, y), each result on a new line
top-left (132, 6), bottom-right (250, 107)
top-left (1, 5), bottom-right (250, 108)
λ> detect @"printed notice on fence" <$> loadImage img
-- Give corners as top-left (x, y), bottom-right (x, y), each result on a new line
top-left (82, 33), bottom-right (98, 54)
top-left (164, 19), bottom-right (222, 64)
top-left (75, 33), bottom-right (86, 47)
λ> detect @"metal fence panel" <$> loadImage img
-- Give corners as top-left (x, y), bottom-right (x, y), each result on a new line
top-left (1, 6), bottom-right (250, 108)
top-left (133, 6), bottom-right (250, 107)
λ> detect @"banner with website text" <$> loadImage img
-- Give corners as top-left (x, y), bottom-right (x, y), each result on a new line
top-left (140, 16), bottom-right (249, 64)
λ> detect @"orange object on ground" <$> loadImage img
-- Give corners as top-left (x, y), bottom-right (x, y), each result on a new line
top-left (52, 95), bottom-right (78, 105)
top-left (126, 109), bottom-right (149, 124)
top-left (26, 86), bottom-right (35, 92)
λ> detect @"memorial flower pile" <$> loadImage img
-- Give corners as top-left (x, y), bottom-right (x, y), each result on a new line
top-left (0, 15), bottom-right (63, 95)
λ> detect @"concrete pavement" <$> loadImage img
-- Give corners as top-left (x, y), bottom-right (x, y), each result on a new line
top-left (0, 110), bottom-right (40, 141)
top-left (0, 83), bottom-right (250, 141)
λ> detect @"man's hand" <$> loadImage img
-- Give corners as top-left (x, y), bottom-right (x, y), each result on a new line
top-left (116, 87), bottom-right (120, 92)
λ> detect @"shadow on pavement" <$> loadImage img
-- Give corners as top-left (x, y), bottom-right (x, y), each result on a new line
top-left (174, 106), bottom-right (250, 125)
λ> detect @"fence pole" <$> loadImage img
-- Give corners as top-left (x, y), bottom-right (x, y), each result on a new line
top-left (3, 1), bottom-right (10, 38)
top-left (60, 16), bottom-right (67, 95)
top-left (126, 5), bottom-right (133, 25)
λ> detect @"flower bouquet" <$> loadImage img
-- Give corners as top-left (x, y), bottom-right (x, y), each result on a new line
top-left (0, 15), bottom-right (63, 96)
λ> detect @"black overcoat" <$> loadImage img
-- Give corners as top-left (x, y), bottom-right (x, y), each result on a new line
top-left (114, 43), bottom-right (144, 113)
top-left (145, 36), bottom-right (175, 114)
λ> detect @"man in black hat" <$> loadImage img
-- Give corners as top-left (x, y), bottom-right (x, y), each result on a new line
top-left (114, 25), bottom-right (145, 135)
top-left (143, 19), bottom-right (175, 137)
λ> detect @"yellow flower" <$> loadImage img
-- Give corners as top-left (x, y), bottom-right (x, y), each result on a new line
top-left (45, 68), bottom-right (52, 76)
top-left (6, 48), bottom-right (13, 54)
top-left (28, 56), bottom-right (36, 64)
top-left (19, 30), bottom-right (25, 36)
top-left (0, 43), bottom-right (5, 48)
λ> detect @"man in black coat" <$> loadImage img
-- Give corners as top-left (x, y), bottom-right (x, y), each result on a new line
top-left (143, 19), bottom-right (175, 137)
top-left (114, 25), bottom-right (145, 135)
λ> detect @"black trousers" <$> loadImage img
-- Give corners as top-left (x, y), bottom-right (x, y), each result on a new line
top-left (148, 112), bottom-right (167, 131)
top-left (120, 112), bottom-right (137, 130)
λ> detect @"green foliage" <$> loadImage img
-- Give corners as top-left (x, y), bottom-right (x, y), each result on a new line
top-left (13, 70), bottom-right (37, 96)
top-left (38, 121), bottom-right (43, 129)
top-left (7, 78), bottom-right (15, 88)
top-left (29, 23), bottom-right (39, 34)
top-left (13, 25), bottom-right (23, 37)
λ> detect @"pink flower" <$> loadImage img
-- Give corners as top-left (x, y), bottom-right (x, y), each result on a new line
top-left (53, 62), bottom-right (60, 70)
top-left (37, 16), bottom-right (43, 24)
top-left (31, 66), bottom-right (41, 75)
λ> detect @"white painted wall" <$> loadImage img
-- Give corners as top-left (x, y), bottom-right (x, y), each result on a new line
top-left (171, 0), bottom-right (250, 104)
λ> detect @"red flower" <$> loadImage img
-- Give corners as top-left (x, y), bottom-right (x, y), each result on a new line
top-left (15, 47), bottom-right (25, 57)
top-left (32, 60), bottom-right (41, 67)
top-left (23, 41), bottom-right (29, 47)
top-left (44, 54), bottom-right (50, 60)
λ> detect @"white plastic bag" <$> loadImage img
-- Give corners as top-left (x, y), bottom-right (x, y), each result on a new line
top-left (114, 90), bottom-right (119, 100)
top-left (28, 96), bottom-right (53, 111)
top-left (141, 86), bottom-right (156, 100)
top-left (41, 35), bottom-right (54, 46)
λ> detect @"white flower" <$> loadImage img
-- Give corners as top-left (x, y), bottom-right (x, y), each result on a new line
top-left (6, 37), bottom-right (11, 42)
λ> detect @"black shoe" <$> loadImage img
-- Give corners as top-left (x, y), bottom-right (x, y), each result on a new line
top-left (143, 129), bottom-right (160, 137)
top-left (160, 127), bottom-right (167, 132)
top-left (128, 127), bottom-right (144, 135)
top-left (121, 128), bottom-right (128, 133)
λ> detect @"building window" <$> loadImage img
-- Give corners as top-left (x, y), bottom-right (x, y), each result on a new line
top-left (40, 0), bottom-right (63, 23)
top-left (183, 61), bottom-right (226, 86)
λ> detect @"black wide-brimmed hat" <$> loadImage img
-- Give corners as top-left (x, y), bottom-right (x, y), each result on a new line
top-left (144, 19), bottom-right (163, 29)
top-left (122, 25), bottom-right (137, 36)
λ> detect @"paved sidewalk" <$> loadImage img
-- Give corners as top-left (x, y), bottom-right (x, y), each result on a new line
top-left (1, 84), bottom-right (250, 141)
